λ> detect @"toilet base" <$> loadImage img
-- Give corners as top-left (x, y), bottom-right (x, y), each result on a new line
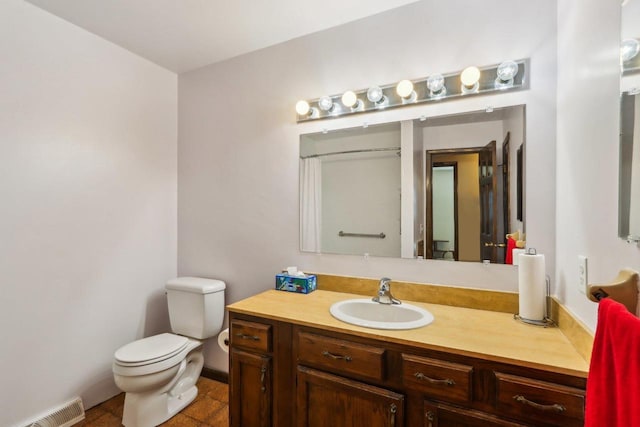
top-left (119, 341), bottom-right (205, 427)
top-left (122, 384), bottom-right (198, 427)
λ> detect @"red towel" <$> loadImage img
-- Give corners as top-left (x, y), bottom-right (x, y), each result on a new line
top-left (585, 298), bottom-right (640, 426)
top-left (505, 236), bottom-right (516, 264)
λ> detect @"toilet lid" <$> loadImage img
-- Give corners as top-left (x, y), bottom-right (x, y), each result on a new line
top-left (114, 333), bottom-right (189, 366)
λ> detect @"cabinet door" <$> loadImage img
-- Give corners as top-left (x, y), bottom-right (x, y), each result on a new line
top-left (424, 401), bottom-right (527, 427)
top-left (230, 349), bottom-right (272, 427)
top-left (297, 366), bottom-right (403, 427)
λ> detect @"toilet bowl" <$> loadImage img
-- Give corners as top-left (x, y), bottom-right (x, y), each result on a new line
top-left (112, 277), bottom-right (225, 427)
top-left (113, 334), bottom-right (204, 426)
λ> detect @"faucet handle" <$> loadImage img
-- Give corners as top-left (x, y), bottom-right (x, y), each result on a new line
top-left (373, 278), bottom-right (401, 304)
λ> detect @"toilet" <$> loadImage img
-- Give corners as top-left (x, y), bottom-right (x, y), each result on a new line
top-left (112, 277), bottom-right (225, 427)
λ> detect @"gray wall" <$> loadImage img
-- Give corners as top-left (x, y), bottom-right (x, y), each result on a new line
top-left (178, 0), bottom-right (558, 372)
top-left (0, 2), bottom-right (177, 426)
top-left (555, 0), bottom-right (631, 329)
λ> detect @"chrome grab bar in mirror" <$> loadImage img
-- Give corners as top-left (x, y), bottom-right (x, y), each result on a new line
top-left (338, 231), bottom-right (386, 239)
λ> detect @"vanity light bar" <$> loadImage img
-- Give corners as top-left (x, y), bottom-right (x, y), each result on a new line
top-left (295, 59), bottom-right (529, 122)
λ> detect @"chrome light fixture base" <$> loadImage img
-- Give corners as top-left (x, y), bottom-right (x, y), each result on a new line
top-left (296, 59), bottom-right (529, 122)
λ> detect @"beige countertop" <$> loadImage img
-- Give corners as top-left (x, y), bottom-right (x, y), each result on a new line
top-left (227, 289), bottom-right (589, 378)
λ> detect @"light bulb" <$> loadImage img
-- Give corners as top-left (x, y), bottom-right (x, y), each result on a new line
top-left (621, 39), bottom-right (640, 62)
top-left (426, 74), bottom-right (445, 95)
top-left (396, 80), bottom-right (414, 98)
top-left (496, 61), bottom-right (519, 82)
top-left (318, 96), bottom-right (334, 112)
top-left (367, 86), bottom-right (385, 104)
top-left (295, 100), bottom-right (310, 116)
top-left (341, 91), bottom-right (358, 108)
top-left (461, 66), bottom-right (481, 87)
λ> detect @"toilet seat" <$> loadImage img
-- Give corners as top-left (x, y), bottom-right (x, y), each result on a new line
top-left (115, 333), bottom-right (188, 366)
top-left (113, 333), bottom-right (197, 377)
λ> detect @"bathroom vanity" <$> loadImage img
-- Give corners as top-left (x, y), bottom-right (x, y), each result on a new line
top-left (227, 288), bottom-right (589, 427)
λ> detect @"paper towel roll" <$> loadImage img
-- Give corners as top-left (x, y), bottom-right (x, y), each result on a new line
top-left (512, 249), bottom-right (526, 266)
top-left (518, 253), bottom-right (546, 321)
top-left (218, 328), bottom-right (229, 353)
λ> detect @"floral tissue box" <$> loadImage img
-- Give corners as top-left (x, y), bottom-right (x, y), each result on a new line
top-left (275, 274), bottom-right (317, 294)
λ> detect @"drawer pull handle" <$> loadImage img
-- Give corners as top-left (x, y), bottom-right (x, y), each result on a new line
top-left (414, 372), bottom-right (455, 386)
top-left (513, 395), bottom-right (566, 413)
top-left (236, 333), bottom-right (260, 341)
top-left (260, 366), bottom-right (267, 392)
top-left (390, 403), bottom-right (397, 427)
top-left (322, 350), bottom-right (352, 362)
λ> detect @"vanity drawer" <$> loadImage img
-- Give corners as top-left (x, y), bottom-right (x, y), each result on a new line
top-left (297, 332), bottom-right (386, 381)
top-left (402, 354), bottom-right (473, 405)
top-left (230, 320), bottom-right (272, 353)
top-left (494, 372), bottom-right (585, 426)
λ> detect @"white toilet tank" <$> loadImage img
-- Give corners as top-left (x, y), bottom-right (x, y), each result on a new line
top-left (165, 277), bottom-right (226, 340)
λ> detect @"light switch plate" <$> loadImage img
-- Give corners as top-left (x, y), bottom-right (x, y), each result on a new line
top-left (578, 255), bottom-right (588, 294)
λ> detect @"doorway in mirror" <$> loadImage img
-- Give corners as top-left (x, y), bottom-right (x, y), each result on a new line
top-left (421, 108), bottom-right (524, 264)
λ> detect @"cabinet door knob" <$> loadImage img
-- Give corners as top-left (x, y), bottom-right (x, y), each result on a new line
top-left (513, 394), bottom-right (566, 413)
top-left (425, 410), bottom-right (435, 427)
top-left (389, 403), bottom-right (397, 427)
top-left (414, 372), bottom-right (455, 386)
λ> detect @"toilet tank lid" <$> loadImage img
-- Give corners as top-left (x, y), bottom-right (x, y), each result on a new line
top-left (166, 277), bottom-right (226, 294)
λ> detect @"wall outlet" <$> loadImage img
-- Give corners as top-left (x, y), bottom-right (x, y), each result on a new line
top-left (578, 255), bottom-right (588, 294)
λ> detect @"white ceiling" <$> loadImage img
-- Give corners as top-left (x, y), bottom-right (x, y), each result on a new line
top-left (25, 0), bottom-right (420, 74)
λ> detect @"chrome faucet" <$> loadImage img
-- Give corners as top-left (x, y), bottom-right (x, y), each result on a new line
top-left (372, 277), bottom-right (401, 305)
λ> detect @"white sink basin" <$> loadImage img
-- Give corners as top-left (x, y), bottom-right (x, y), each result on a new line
top-left (329, 298), bottom-right (434, 330)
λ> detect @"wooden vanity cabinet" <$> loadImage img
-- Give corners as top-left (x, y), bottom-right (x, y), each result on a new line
top-left (493, 372), bottom-right (585, 426)
top-left (297, 366), bottom-right (404, 427)
top-left (423, 401), bottom-right (529, 427)
top-left (230, 349), bottom-right (272, 427)
top-left (296, 331), bottom-right (403, 427)
top-left (297, 331), bottom-right (387, 382)
top-left (228, 312), bottom-right (586, 427)
top-left (229, 317), bottom-right (295, 427)
top-left (401, 354), bottom-right (473, 406)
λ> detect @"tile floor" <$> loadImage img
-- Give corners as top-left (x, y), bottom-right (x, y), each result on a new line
top-left (76, 377), bottom-right (228, 426)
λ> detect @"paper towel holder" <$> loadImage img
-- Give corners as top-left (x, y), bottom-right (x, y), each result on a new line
top-left (514, 265), bottom-right (556, 327)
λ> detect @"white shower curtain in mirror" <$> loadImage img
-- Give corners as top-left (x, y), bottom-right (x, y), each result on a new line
top-left (300, 158), bottom-right (322, 252)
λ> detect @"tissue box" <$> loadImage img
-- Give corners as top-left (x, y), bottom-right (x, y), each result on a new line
top-left (275, 274), bottom-right (317, 294)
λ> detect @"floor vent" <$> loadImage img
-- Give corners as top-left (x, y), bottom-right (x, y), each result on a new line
top-left (26, 397), bottom-right (85, 427)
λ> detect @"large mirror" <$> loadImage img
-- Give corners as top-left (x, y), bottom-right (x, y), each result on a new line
top-left (300, 105), bottom-right (526, 263)
top-left (620, 92), bottom-right (640, 239)
top-left (619, 0), bottom-right (640, 240)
